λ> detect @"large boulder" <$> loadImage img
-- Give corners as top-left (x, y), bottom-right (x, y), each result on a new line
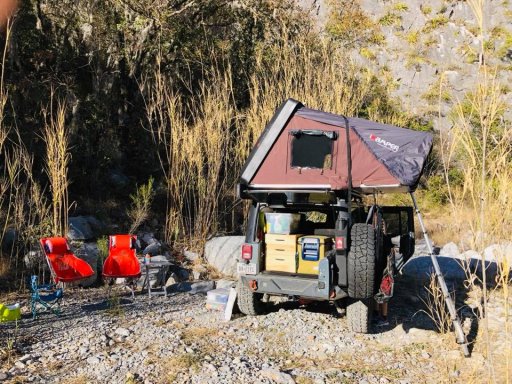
top-left (167, 280), bottom-right (215, 294)
top-left (439, 242), bottom-right (460, 257)
top-left (484, 242), bottom-right (512, 265)
top-left (204, 236), bottom-right (245, 277)
top-left (137, 232), bottom-right (162, 255)
top-left (68, 217), bottom-right (94, 241)
top-left (72, 242), bottom-right (99, 287)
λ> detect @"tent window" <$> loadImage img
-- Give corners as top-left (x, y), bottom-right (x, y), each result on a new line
top-left (290, 130), bottom-right (336, 169)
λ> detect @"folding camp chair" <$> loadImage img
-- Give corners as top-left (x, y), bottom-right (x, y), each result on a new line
top-left (32, 237), bottom-right (94, 318)
top-left (102, 234), bottom-right (141, 298)
top-left (29, 275), bottom-right (63, 319)
top-left (39, 237), bottom-right (95, 283)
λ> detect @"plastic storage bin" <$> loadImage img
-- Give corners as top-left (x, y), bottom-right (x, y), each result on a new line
top-left (206, 288), bottom-right (229, 311)
top-left (297, 236), bottom-right (333, 275)
top-left (264, 213), bottom-right (301, 234)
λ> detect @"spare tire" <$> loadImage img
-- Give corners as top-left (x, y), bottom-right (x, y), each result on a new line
top-left (347, 223), bottom-right (376, 299)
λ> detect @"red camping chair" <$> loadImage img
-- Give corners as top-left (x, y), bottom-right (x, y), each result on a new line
top-left (102, 234), bottom-right (141, 298)
top-left (40, 237), bottom-right (95, 283)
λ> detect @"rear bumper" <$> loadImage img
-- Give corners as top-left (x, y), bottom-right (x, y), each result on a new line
top-left (239, 273), bottom-right (347, 300)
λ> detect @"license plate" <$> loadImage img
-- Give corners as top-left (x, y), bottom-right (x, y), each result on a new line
top-left (237, 262), bottom-right (257, 275)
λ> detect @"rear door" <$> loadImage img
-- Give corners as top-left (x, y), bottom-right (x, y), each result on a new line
top-left (381, 206), bottom-right (415, 265)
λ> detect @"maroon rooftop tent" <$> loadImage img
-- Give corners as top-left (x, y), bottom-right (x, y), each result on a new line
top-left (239, 98), bottom-right (433, 198)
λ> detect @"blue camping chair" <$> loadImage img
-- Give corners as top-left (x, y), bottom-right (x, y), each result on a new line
top-left (29, 275), bottom-right (63, 319)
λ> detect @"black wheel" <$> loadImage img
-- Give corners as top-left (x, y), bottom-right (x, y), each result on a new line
top-left (347, 298), bottom-right (373, 333)
top-left (237, 279), bottom-right (266, 316)
top-left (347, 223), bottom-right (376, 299)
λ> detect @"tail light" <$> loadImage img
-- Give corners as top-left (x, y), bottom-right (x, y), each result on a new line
top-left (335, 236), bottom-right (346, 250)
top-left (242, 244), bottom-right (253, 261)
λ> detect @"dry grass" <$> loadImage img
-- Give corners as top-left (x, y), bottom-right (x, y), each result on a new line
top-left (143, 27), bottom-right (398, 250)
top-left (144, 57), bottom-right (237, 249)
top-left (421, 273), bottom-right (453, 334)
top-left (163, 352), bottom-right (201, 383)
top-left (432, 1), bottom-right (512, 380)
top-left (42, 94), bottom-right (70, 236)
top-left (179, 326), bottom-right (217, 348)
top-left (0, 21), bottom-right (52, 289)
top-left (440, 67), bottom-right (511, 382)
top-left (60, 376), bottom-right (90, 384)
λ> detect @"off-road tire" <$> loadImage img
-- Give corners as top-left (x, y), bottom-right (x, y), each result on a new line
top-left (347, 223), bottom-right (376, 299)
top-left (237, 279), bottom-right (265, 316)
top-left (347, 298), bottom-right (373, 334)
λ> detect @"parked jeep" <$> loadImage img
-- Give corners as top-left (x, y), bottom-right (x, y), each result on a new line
top-left (236, 99), bottom-right (432, 333)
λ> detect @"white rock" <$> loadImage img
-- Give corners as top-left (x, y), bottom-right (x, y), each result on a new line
top-left (204, 236), bottom-right (245, 277)
top-left (215, 279), bottom-right (236, 289)
top-left (87, 356), bottom-right (100, 365)
top-left (440, 242), bottom-right (459, 257)
top-left (115, 328), bottom-right (130, 337)
top-left (19, 354), bottom-right (32, 363)
top-left (460, 250), bottom-right (480, 260)
top-left (484, 243), bottom-right (512, 265)
top-left (260, 368), bottom-right (295, 384)
top-left (184, 250), bottom-right (199, 262)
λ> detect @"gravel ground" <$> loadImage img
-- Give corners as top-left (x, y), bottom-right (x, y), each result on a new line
top-left (0, 274), bottom-right (508, 384)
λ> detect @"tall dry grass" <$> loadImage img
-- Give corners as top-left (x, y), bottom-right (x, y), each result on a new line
top-left (436, 0), bottom-right (511, 379)
top-left (0, 19), bottom-right (53, 290)
top-left (144, 30), bottom-right (396, 250)
top-left (242, 32), bottom-right (375, 162)
top-left (42, 96), bottom-right (70, 237)
top-left (144, 57), bottom-right (238, 249)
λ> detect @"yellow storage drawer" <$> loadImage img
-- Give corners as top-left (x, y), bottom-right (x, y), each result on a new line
top-left (265, 249), bottom-right (297, 273)
top-left (265, 234), bottom-right (303, 246)
top-left (266, 243), bottom-right (296, 254)
top-left (297, 236), bottom-right (333, 275)
top-left (264, 234), bottom-right (302, 273)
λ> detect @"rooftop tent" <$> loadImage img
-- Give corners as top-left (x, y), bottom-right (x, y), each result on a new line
top-left (239, 99), bottom-right (433, 198)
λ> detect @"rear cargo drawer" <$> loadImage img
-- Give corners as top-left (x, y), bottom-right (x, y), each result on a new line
top-left (266, 250), bottom-right (296, 273)
top-left (266, 243), bottom-right (296, 254)
top-left (265, 234), bottom-right (303, 246)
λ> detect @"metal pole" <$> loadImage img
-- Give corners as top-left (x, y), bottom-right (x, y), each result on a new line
top-left (410, 192), bottom-right (470, 357)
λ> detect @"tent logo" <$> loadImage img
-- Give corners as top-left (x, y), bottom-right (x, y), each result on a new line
top-left (369, 134), bottom-right (399, 152)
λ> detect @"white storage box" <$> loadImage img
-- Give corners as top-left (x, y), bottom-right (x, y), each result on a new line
top-left (206, 288), bottom-right (229, 311)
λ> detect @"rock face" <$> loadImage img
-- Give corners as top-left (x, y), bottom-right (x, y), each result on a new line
top-left (1, 228), bottom-right (17, 251)
top-left (204, 236), bottom-right (245, 277)
top-left (300, 0), bottom-right (512, 130)
top-left (68, 216), bottom-right (103, 241)
top-left (167, 280), bottom-right (215, 294)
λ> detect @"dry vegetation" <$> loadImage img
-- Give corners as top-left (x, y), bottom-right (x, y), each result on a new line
top-left (0, 0), bottom-right (510, 381)
top-left (427, 1), bottom-right (512, 380)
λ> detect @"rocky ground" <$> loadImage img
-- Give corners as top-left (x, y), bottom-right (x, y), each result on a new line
top-left (1, 269), bottom-right (510, 384)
